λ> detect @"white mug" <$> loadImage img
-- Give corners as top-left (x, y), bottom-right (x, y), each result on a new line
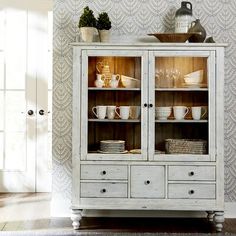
top-left (92, 106), bottom-right (107, 119)
top-left (191, 106), bottom-right (207, 120)
top-left (115, 106), bottom-right (130, 120)
top-left (107, 105), bottom-right (116, 119)
top-left (173, 106), bottom-right (189, 120)
top-left (129, 106), bottom-right (141, 119)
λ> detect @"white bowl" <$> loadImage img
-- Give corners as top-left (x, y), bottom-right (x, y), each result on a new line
top-left (155, 106), bottom-right (172, 112)
top-left (184, 70), bottom-right (203, 84)
top-left (121, 75), bottom-right (140, 88)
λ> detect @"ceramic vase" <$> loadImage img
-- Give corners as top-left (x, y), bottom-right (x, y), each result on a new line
top-left (188, 19), bottom-right (206, 43)
top-left (99, 30), bottom-right (110, 43)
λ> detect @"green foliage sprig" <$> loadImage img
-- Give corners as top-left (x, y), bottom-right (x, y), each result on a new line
top-left (96, 12), bottom-right (111, 30)
top-left (78, 6), bottom-right (96, 28)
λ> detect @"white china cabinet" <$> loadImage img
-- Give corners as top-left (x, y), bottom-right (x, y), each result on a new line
top-left (71, 42), bottom-right (226, 232)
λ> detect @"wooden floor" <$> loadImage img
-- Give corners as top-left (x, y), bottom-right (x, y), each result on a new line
top-left (0, 193), bottom-right (236, 234)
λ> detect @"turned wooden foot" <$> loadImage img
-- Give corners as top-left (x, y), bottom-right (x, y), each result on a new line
top-left (206, 211), bottom-right (215, 222)
top-left (71, 209), bottom-right (82, 230)
top-left (214, 211), bottom-right (224, 232)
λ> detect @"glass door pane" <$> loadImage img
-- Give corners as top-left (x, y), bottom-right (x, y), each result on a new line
top-left (151, 54), bottom-right (212, 161)
top-left (81, 51), bottom-right (147, 161)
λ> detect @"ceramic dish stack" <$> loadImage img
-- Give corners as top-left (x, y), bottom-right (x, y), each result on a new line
top-left (99, 140), bottom-right (127, 154)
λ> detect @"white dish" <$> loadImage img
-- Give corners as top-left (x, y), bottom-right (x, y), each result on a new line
top-left (100, 140), bottom-right (125, 144)
top-left (182, 83), bottom-right (207, 88)
top-left (98, 150), bottom-right (128, 154)
top-left (120, 75), bottom-right (140, 88)
top-left (184, 70), bottom-right (203, 83)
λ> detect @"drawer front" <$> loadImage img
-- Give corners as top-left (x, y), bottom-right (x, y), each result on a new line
top-left (168, 166), bottom-right (215, 181)
top-left (81, 165), bottom-right (128, 180)
top-left (168, 183), bottom-right (216, 199)
top-left (81, 182), bottom-right (127, 198)
top-left (131, 166), bottom-right (165, 198)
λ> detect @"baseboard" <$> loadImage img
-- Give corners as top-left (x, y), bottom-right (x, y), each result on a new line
top-left (51, 197), bottom-right (236, 218)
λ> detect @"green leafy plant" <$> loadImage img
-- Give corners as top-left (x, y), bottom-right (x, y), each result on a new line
top-left (78, 6), bottom-right (96, 28)
top-left (96, 12), bottom-right (111, 30)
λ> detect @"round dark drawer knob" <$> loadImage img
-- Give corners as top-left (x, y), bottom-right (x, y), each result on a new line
top-left (145, 180), bottom-right (150, 185)
top-left (144, 103), bottom-right (148, 107)
top-left (149, 104), bottom-right (153, 108)
top-left (189, 190), bottom-right (195, 195)
top-left (39, 109), bottom-right (45, 115)
top-left (28, 110), bottom-right (34, 116)
top-left (189, 171), bottom-right (195, 176)
top-left (101, 170), bottom-right (106, 175)
top-left (101, 188), bottom-right (106, 193)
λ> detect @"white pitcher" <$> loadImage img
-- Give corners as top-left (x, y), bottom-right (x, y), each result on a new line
top-left (109, 74), bottom-right (120, 88)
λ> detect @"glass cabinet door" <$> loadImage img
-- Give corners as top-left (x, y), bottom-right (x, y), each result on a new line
top-left (148, 51), bottom-right (215, 162)
top-left (81, 50), bottom-right (148, 161)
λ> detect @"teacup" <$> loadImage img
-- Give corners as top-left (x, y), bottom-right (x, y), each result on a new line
top-left (129, 106), bottom-right (141, 119)
top-left (92, 106), bottom-right (107, 119)
top-left (107, 105), bottom-right (116, 119)
top-left (173, 106), bottom-right (189, 120)
top-left (191, 106), bottom-right (207, 120)
top-left (115, 106), bottom-right (130, 119)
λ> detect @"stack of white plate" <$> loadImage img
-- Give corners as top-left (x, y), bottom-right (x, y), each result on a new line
top-left (99, 140), bottom-right (127, 154)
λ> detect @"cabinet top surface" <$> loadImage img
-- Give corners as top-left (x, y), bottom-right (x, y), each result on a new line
top-left (71, 42), bottom-right (227, 48)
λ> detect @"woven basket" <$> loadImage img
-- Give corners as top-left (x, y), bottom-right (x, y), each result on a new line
top-left (165, 139), bottom-right (207, 154)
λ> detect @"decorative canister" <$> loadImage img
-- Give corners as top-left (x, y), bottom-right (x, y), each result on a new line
top-left (188, 19), bottom-right (206, 42)
top-left (175, 1), bottom-right (193, 33)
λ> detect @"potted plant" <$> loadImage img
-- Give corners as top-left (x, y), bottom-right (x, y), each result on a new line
top-left (96, 12), bottom-right (111, 42)
top-left (78, 6), bottom-right (97, 42)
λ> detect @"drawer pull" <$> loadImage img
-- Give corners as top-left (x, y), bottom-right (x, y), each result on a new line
top-left (189, 171), bottom-right (195, 176)
top-left (145, 180), bottom-right (150, 185)
top-left (101, 170), bottom-right (106, 175)
top-left (188, 189), bottom-right (195, 195)
top-left (101, 188), bottom-right (106, 193)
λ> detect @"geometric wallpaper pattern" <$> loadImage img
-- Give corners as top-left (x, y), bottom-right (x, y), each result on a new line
top-left (53, 0), bottom-right (236, 205)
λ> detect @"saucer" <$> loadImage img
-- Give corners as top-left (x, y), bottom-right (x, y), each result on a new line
top-left (98, 150), bottom-right (128, 154)
top-left (182, 83), bottom-right (207, 88)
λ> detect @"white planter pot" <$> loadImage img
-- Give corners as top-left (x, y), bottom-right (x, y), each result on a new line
top-left (99, 30), bottom-right (110, 43)
top-left (80, 27), bottom-right (95, 43)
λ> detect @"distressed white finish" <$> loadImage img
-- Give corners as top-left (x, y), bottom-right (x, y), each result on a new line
top-left (81, 182), bottom-right (128, 198)
top-left (168, 166), bottom-right (215, 181)
top-left (81, 165), bottom-right (128, 180)
top-left (168, 183), bottom-right (216, 199)
top-left (71, 43), bottom-right (225, 231)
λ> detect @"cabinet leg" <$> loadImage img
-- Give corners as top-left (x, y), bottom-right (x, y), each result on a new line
top-left (71, 209), bottom-right (82, 230)
top-left (214, 211), bottom-right (224, 232)
top-left (206, 211), bottom-right (215, 222)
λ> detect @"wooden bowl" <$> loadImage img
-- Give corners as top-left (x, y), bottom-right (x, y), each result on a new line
top-left (148, 33), bottom-right (198, 43)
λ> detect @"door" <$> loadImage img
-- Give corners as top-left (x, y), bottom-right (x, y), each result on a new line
top-left (148, 50), bottom-right (215, 162)
top-left (0, 1), bottom-right (52, 192)
top-left (80, 49), bottom-right (148, 161)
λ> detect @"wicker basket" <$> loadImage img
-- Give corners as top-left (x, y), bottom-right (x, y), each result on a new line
top-left (165, 139), bottom-right (207, 154)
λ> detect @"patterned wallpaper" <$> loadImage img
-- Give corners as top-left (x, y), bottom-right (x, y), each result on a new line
top-left (53, 0), bottom-right (236, 206)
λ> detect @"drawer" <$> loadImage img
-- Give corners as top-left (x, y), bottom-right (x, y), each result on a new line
top-left (81, 165), bottom-right (128, 180)
top-left (168, 166), bottom-right (215, 181)
top-left (131, 166), bottom-right (165, 198)
top-left (168, 183), bottom-right (216, 199)
top-left (81, 182), bottom-right (127, 198)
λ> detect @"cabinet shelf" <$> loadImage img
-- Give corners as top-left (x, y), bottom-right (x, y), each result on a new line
top-left (88, 87), bottom-right (141, 91)
top-left (155, 119), bottom-right (208, 123)
top-left (88, 119), bottom-right (141, 123)
top-left (155, 88), bottom-right (208, 91)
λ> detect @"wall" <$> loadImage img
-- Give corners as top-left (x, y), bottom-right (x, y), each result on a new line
top-left (53, 0), bottom-right (236, 215)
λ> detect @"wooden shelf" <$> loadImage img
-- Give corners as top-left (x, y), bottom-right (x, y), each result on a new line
top-left (155, 119), bottom-right (208, 123)
top-left (88, 87), bottom-right (141, 91)
top-left (88, 119), bottom-right (141, 123)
